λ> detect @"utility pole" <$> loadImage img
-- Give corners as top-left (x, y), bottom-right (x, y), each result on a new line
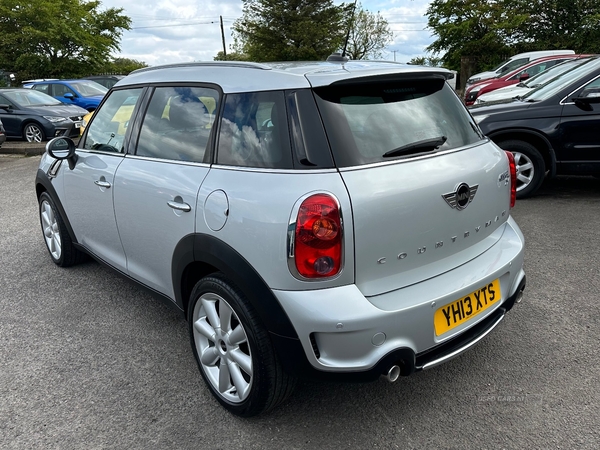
top-left (220, 16), bottom-right (227, 57)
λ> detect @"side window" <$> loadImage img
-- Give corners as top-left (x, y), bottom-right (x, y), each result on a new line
top-left (32, 84), bottom-right (49, 94)
top-left (53, 84), bottom-right (74, 97)
top-left (82, 88), bottom-right (143, 153)
top-left (501, 58), bottom-right (529, 74)
top-left (217, 91), bottom-right (292, 169)
top-left (136, 86), bottom-right (219, 163)
top-left (579, 78), bottom-right (600, 98)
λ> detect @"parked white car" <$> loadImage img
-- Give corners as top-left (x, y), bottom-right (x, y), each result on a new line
top-left (466, 50), bottom-right (575, 85)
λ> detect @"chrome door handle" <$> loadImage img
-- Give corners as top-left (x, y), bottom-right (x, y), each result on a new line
top-left (167, 200), bottom-right (191, 212)
top-left (94, 180), bottom-right (111, 188)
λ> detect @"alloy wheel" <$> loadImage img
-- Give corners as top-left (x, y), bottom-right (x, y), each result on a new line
top-left (40, 199), bottom-right (62, 260)
top-left (192, 292), bottom-right (253, 403)
top-left (512, 151), bottom-right (535, 192)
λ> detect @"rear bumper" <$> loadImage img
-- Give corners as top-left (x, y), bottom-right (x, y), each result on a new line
top-left (272, 216), bottom-right (525, 379)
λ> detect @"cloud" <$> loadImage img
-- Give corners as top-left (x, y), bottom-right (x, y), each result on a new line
top-left (101, 0), bottom-right (436, 66)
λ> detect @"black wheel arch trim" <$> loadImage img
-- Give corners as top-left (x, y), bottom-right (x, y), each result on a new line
top-left (172, 234), bottom-right (300, 340)
top-left (488, 129), bottom-right (557, 177)
top-left (35, 168), bottom-right (78, 244)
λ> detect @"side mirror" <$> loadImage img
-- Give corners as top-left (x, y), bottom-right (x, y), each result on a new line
top-left (46, 137), bottom-right (78, 169)
top-left (64, 93), bottom-right (75, 99)
top-left (519, 73), bottom-right (530, 81)
top-left (573, 96), bottom-right (600, 111)
top-left (0, 103), bottom-right (10, 110)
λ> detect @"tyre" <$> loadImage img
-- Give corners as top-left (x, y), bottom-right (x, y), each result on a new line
top-left (39, 192), bottom-right (84, 267)
top-left (188, 274), bottom-right (296, 417)
top-left (23, 123), bottom-right (45, 143)
top-left (497, 140), bottom-right (546, 198)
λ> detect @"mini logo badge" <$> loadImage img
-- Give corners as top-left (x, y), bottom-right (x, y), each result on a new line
top-left (442, 183), bottom-right (478, 210)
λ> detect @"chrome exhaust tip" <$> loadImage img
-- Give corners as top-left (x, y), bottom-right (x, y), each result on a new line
top-left (516, 288), bottom-right (524, 304)
top-left (382, 365), bottom-right (401, 383)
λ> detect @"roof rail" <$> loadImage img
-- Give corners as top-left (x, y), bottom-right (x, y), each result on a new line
top-left (130, 61), bottom-right (272, 75)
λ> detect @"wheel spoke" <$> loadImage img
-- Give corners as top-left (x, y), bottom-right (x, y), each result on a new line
top-left (202, 297), bottom-right (220, 329)
top-left (218, 359), bottom-right (232, 393)
top-left (199, 346), bottom-right (219, 366)
top-left (517, 172), bottom-right (532, 184)
top-left (228, 324), bottom-right (246, 346)
top-left (194, 317), bottom-right (216, 341)
top-left (518, 161), bottom-right (533, 172)
top-left (228, 362), bottom-right (250, 399)
top-left (229, 348), bottom-right (252, 375)
top-left (219, 301), bottom-right (233, 332)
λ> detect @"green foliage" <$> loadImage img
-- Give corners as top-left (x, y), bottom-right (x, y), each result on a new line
top-left (232, 0), bottom-right (352, 61)
top-left (104, 58), bottom-right (148, 74)
top-left (426, 0), bottom-right (600, 73)
top-left (0, 0), bottom-right (131, 80)
top-left (408, 56), bottom-right (444, 67)
top-left (344, 3), bottom-right (393, 60)
top-left (213, 51), bottom-right (251, 61)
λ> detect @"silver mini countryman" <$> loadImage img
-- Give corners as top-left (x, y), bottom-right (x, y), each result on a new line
top-left (35, 59), bottom-right (526, 416)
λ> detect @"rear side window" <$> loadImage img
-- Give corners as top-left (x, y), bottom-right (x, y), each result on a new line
top-left (314, 78), bottom-right (483, 167)
top-left (217, 91), bottom-right (292, 169)
top-left (136, 86), bottom-right (219, 163)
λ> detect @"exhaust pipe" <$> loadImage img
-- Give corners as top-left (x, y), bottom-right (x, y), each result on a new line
top-left (516, 288), bottom-right (524, 304)
top-left (381, 365), bottom-right (401, 383)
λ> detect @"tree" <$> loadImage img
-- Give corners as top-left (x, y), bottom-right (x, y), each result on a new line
top-left (232, 0), bottom-right (352, 62)
top-left (105, 58), bottom-right (148, 74)
top-left (425, 0), bottom-right (600, 73)
top-left (408, 56), bottom-right (444, 67)
top-left (524, 0), bottom-right (600, 52)
top-left (425, 0), bottom-right (527, 72)
top-left (213, 51), bottom-right (250, 61)
top-left (0, 0), bottom-right (131, 80)
top-left (344, 3), bottom-right (393, 60)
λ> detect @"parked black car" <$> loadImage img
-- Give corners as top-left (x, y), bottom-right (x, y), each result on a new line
top-left (84, 75), bottom-right (125, 89)
top-left (0, 88), bottom-right (87, 142)
top-left (470, 56), bottom-right (600, 197)
top-left (0, 118), bottom-right (6, 147)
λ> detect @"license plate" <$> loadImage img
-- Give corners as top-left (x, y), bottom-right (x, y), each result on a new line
top-left (434, 279), bottom-right (501, 336)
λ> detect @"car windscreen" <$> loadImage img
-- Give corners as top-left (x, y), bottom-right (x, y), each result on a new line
top-left (2, 90), bottom-right (62, 107)
top-left (70, 81), bottom-right (108, 97)
top-left (523, 58), bottom-right (600, 101)
top-left (313, 77), bottom-right (483, 167)
top-left (524, 58), bottom-right (590, 87)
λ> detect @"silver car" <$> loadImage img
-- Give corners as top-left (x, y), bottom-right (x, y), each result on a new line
top-left (35, 59), bottom-right (526, 417)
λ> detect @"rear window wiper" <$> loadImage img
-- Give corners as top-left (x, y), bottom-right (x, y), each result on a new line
top-left (383, 136), bottom-right (447, 158)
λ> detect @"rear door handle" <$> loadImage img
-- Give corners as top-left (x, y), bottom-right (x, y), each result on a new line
top-left (167, 200), bottom-right (191, 212)
top-left (94, 179), bottom-right (111, 188)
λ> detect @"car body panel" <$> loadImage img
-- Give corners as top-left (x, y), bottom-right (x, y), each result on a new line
top-left (472, 57), bottom-right (600, 177)
top-left (465, 55), bottom-right (577, 105)
top-left (0, 88), bottom-right (86, 141)
top-left (26, 80), bottom-right (107, 111)
top-left (36, 60), bottom-right (526, 381)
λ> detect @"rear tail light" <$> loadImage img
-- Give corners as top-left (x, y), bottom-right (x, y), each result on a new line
top-left (505, 151), bottom-right (517, 208)
top-left (291, 193), bottom-right (343, 279)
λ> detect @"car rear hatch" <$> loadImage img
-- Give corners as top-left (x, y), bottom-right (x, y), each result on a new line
top-left (311, 72), bottom-right (512, 297)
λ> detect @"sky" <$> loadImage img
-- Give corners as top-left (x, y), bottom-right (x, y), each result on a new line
top-left (99, 0), bottom-right (435, 67)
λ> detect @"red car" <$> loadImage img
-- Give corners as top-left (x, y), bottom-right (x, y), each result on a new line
top-left (464, 55), bottom-right (580, 105)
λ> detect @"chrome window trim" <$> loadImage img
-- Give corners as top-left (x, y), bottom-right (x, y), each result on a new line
top-left (210, 164), bottom-right (338, 175)
top-left (74, 147), bottom-right (126, 157)
top-left (124, 154), bottom-right (211, 167)
top-left (560, 73), bottom-right (600, 105)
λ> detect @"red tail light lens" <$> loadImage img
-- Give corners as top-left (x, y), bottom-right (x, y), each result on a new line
top-left (294, 193), bottom-right (343, 278)
top-left (505, 151), bottom-right (517, 208)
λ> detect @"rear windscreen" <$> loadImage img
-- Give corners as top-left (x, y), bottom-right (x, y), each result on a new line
top-left (313, 78), bottom-right (483, 167)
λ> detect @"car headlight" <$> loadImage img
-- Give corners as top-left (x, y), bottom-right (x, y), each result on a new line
top-left (470, 83), bottom-right (491, 94)
top-left (468, 77), bottom-right (481, 84)
top-left (43, 116), bottom-right (68, 123)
